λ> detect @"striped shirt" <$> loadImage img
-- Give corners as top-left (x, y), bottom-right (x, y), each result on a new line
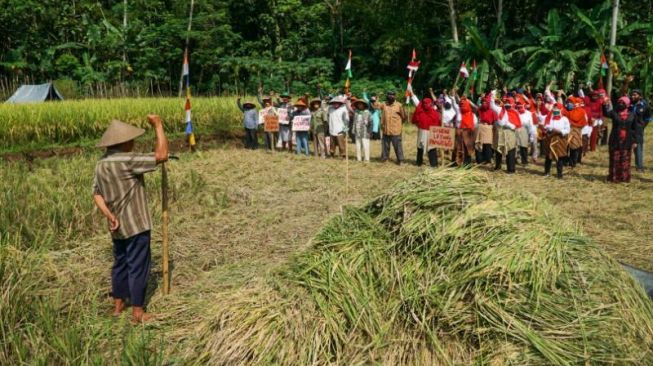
top-left (92, 150), bottom-right (158, 239)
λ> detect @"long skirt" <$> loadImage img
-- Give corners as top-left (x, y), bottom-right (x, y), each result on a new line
top-left (453, 129), bottom-right (475, 165)
top-left (493, 126), bottom-right (517, 156)
top-left (568, 127), bottom-right (583, 150)
top-left (608, 148), bottom-right (631, 183)
top-left (515, 127), bottom-right (530, 148)
top-left (544, 133), bottom-right (568, 161)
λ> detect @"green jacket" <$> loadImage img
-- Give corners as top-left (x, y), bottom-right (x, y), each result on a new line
top-left (311, 108), bottom-right (328, 134)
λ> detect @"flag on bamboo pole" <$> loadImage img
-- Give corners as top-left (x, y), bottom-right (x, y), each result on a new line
top-left (600, 53), bottom-right (609, 76)
top-left (459, 62), bottom-right (469, 79)
top-left (405, 49), bottom-right (420, 104)
top-left (345, 49), bottom-right (352, 78)
top-left (344, 49), bottom-right (352, 93)
top-left (182, 49), bottom-right (196, 147)
top-left (469, 59), bottom-right (478, 95)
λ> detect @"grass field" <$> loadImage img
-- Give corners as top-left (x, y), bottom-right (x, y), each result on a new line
top-left (1, 121), bottom-right (652, 364)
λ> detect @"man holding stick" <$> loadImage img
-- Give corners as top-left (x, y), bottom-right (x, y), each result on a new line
top-left (92, 115), bottom-right (168, 323)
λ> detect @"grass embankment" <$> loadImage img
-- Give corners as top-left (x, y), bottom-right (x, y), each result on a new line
top-left (1, 125), bottom-right (652, 364)
top-left (0, 97), bottom-right (243, 154)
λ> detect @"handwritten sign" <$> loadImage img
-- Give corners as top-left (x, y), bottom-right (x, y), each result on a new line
top-left (278, 108), bottom-right (289, 125)
top-left (428, 126), bottom-right (455, 150)
top-left (258, 110), bottom-right (266, 125)
top-left (292, 115), bottom-right (311, 132)
top-left (264, 115), bottom-right (279, 132)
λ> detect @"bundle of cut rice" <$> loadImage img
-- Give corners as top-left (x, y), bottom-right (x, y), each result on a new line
top-left (192, 170), bottom-right (653, 365)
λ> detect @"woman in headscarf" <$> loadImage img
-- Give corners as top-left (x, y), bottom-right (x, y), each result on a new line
top-left (490, 90), bottom-right (521, 173)
top-left (452, 94), bottom-right (477, 166)
top-left (564, 96), bottom-right (589, 167)
top-left (411, 94), bottom-right (441, 167)
top-left (603, 96), bottom-right (636, 183)
top-left (475, 94), bottom-right (497, 165)
top-left (542, 103), bottom-right (571, 178)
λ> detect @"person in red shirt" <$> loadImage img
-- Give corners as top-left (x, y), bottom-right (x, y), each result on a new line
top-left (476, 94), bottom-right (497, 164)
top-left (453, 94), bottom-right (477, 166)
top-left (411, 96), bottom-right (442, 167)
top-left (564, 96), bottom-right (589, 167)
top-left (581, 88), bottom-right (605, 151)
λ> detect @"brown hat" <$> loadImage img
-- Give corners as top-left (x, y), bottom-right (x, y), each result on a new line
top-left (310, 98), bottom-right (322, 106)
top-left (353, 99), bottom-right (368, 108)
top-left (294, 100), bottom-right (307, 108)
top-left (243, 101), bottom-right (256, 108)
top-left (96, 119), bottom-right (145, 148)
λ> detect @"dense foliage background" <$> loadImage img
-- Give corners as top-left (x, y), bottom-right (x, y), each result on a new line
top-left (0, 0), bottom-right (651, 98)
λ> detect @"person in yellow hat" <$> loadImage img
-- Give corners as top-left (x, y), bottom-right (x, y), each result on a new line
top-left (92, 115), bottom-right (168, 324)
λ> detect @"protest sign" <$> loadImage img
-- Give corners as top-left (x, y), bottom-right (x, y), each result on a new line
top-left (264, 115), bottom-right (280, 132)
top-left (428, 126), bottom-right (455, 150)
top-left (292, 115), bottom-right (311, 131)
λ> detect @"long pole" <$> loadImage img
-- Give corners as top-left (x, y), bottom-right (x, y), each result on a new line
top-left (161, 163), bottom-right (170, 295)
top-left (606, 0), bottom-right (619, 97)
top-left (178, 0), bottom-right (195, 97)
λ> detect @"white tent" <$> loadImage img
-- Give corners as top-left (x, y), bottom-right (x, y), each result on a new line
top-left (6, 82), bottom-right (64, 104)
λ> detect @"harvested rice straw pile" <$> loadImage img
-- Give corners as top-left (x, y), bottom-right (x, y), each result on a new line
top-left (191, 170), bottom-right (653, 365)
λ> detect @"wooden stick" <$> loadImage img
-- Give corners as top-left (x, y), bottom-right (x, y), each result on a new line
top-left (161, 162), bottom-right (170, 295)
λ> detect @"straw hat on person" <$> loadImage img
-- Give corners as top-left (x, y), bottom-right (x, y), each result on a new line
top-left (353, 99), bottom-right (368, 108)
top-left (294, 100), bottom-right (308, 108)
top-left (96, 119), bottom-right (145, 148)
top-left (243, 101), bottom-right (256, 108)
top-left (310, 98), bottom-right (322, 106)
top-left (329, 96), bottom-right (347, 104)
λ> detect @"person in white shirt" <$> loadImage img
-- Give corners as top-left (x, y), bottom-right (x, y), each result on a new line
top-left (516, 100), bottom-right (537, 166)
top-left (543, 103), bottom-right (571, 178)
top-left (328, 96), bottom-right (350, 158)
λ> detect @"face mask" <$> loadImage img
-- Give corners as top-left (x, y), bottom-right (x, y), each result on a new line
top-left (565, 103), bottom-right (574, 111)
top-left (504, 104), bottom-right (512, 110)
top-left (616, 103), bottom-right (627, 111)
top-left (444, 102), bottom-right (452, 109)
top-left (553, 110), bottom-right (561, 116)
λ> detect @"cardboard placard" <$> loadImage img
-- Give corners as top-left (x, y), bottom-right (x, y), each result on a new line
top-left (264, 115), bottom-right (280, 132)
top-left (278, 108), bottom-right (289, 125)
top-left (428, 126), bottom-right (455, 150)
top-left (258, 110), bottom-right (266, 125)
top-left (292, 115), bottom-right (311, 131)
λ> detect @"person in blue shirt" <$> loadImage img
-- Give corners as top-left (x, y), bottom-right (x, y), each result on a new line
top-left (363, 92), bottom-right (382, 140)
top-left (237, 98), bottom-right (259, 149)
top-left (630, 89), bottom-right (651, 172)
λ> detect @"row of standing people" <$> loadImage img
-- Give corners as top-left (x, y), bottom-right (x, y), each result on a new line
top-left (238, 84), bottom-right (650, 182)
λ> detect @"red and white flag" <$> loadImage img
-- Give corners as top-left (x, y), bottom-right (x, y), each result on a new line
top-left (459, 62), bottom-right (469, 79)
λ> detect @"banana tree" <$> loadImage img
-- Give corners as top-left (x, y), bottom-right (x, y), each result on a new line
top-left (509, 9), bottom-right (589, 90)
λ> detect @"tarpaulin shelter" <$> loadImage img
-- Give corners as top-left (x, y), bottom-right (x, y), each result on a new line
top-left (5, 82), bottom-right (64, 104)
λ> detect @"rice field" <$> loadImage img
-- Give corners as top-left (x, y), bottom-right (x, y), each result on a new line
top-left (0, 97), bottom-right (243, 152)
top-left (1, 108), bottom-right (652, 364)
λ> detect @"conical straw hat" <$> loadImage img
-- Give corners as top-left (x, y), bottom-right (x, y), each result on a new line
top-left (96, 119), bottom-right (145, 147)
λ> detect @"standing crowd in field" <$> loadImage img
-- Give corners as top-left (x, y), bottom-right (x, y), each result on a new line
top-left (238, 79), bottom-right (651, 183)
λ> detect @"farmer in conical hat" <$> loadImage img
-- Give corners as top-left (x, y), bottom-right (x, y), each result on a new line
top-left (276, 92), bottom-right (294, 152)
top-left (291, 100), bottom-right (311, 156)
top-left (237, 98), bottom-right (259, 150)
top-left (92, 116), bottom-right (168, 323)
top-left (310, 98), bottom-right (328, 158)
top-left (257, 88), bottom-right (279, 151)
top-left (352, 98), bottom-right (372, 162)
top-left (327, 96), bottom-right (349, 158)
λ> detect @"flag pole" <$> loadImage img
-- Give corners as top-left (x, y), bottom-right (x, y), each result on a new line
top-left (161, 162), bottom-right (170, 295)
top-left (178, 0), bottom-right (195, 98)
